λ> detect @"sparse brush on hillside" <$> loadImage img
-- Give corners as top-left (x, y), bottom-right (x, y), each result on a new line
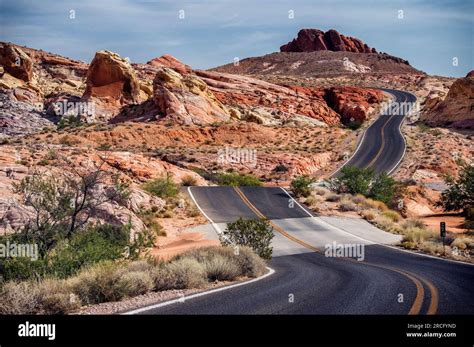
top-left (143, 174), bottom-right (180, 198)
top-left (216, 172), bottom-right (262, 186)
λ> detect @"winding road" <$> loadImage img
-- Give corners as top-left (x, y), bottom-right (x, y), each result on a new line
top-left (128, 89), bottom-right (474, 315)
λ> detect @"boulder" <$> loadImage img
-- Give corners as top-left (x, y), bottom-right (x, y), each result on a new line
top-left (0, 43), bottom-right (33, 81)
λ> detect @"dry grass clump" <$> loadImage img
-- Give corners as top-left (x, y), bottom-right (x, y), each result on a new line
top-left (381, 210), bottom-right (402, 223)
top-left (360, 209), bottom-right (377, 221)
top-left (325, 193), bottom-right (341, 202)
top-left (373, 215), bottom-right (403, 234)
top-left (339, 197), bottom-right (356, 211)
top-left (313, 186), bottom-right (330, 196)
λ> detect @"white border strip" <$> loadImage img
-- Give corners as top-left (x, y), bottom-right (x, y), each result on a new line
top-left (123, 267), bottom-right (275, 315)
top-left (279, 187), bottom-right (474, 267)
top-left (187, 186), bottom-right (223, 235)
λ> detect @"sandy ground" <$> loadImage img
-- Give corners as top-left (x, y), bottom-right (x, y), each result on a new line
top-left (421, 214), bottom-right (469, 234)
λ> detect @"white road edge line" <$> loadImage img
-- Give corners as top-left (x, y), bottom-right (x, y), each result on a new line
top-left (123, 267), bottom-right (276, 315)
top-left (187, 186), bottom-right (223, 235)
top-left (279, 187), bottom-right (474, 267)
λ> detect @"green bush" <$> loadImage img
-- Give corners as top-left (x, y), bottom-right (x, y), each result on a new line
top-left (143, 175), bottom-right (180, 198)
top-left (290, 175), bottom-right (316, 197)
top-left (438, 164), bottom-right (474, 216)
top-left (222, 218), bottom-right (274, 260)
top-left (216, 173), bottom-right (262, 186)
top-left (333, 166), bottom-right (402, 207)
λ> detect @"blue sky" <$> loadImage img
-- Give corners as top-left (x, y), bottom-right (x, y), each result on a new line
top-left (1, 0), bottom-right (472, 77)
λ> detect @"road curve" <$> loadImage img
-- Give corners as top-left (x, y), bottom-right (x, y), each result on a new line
top-left (134, 186), bottom-right (474, 315)
top-left (333, 88), bottom-right (417, 176)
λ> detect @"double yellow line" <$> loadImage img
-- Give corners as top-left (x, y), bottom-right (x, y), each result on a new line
top-left (233, 186), bottom-right (438, 315)
top-left (367, 94), bottom-right (407, 168)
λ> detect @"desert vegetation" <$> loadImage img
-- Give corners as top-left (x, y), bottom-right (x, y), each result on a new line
top-left (0, 246), bottom-right (266, 314)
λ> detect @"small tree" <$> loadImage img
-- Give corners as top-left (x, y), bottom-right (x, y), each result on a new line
top-left (333, 166), bottom-right (374, 195)
top-left (11, 155), bottom-right (130, 255)
top-left (221, 218), bottom-right (274, 260)
top-left (369, 172), bottom-right (400, 206)
top-left (438, 164), bottom-right (474, 217)
top-left (290, 175), bottom-right (316, 197)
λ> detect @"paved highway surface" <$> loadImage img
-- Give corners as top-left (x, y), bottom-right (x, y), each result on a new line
top-left (130, 90), bottom-right (474, 315)
top-left (333, 89), bottom-right (417, 176)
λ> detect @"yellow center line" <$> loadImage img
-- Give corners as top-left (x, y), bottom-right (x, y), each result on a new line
top-left (367, 94), bottom-right (407, 168)
top-left (233, 186), bottom-right (438, 315)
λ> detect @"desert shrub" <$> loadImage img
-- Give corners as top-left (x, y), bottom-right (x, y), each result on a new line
top-left (70, 261), bottom-right (125, 304)
top-left (451, 237), bottom-right (473, 250)
top-left (152, 258), bottom-right (207, 291)
top-left (117, 271), bottom-right (154, 297)
top-left (420, 241), bottom-right (445, 255)
top-left (38, 279), bottom-right (81, 314)
top-left (0, 281), bottom-right (42, 314)
top-left (222, 218), bottom-right (274, 260)
top-left (381, 210), bottom-right (402, 223)
top-left (373, 215), bottom-right (402, 234)
top-left (58, 135), bottom-right (80, 146)
top-left (143, 175), bottom-right (180, 198)
top-left (290, 175), bottom-right (316, 197)
top-left (351, 194), bottom-right (367, 205)
top-left (181, 175), bottom-right (197, 186)
top-left (232, 246), bottom-right (267, 277)
top-left (125, 260), bottom-right (155, 273)
top-left (402, 218), bottom-right (426, 229)
top-left (360, 209), bottom-right (377, 221)
top-left (203, 254), bottom-right (241, 281)
top-left (363, 198), bottom-right (388, 211)
top-left (216, 173), bottom-right (262, 186)
top-left (402, 227), bottom-right (435, 244)
top-left (339, 197), bottom-right (356, 211)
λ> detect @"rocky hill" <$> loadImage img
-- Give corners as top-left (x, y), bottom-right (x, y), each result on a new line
top-left (0, 41), bottom-right (385, 136)
top-left (213, 28), bottom-right (421, 77)
top-left (421, 71), bottom-right (474, 129)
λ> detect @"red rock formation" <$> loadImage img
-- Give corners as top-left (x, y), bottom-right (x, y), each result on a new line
top-left (147, 54), bottom-right (191, 75)
top-left (281, 29), bottom-right (377, 53)
top-left (82, 51), bottom-right (141, 120)
top-left (0, 43), bottom-right (33, 81)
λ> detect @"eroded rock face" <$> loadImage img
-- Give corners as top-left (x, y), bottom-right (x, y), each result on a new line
top-left (153, 67), bottom-right (231, 125)
top-left (421, 71), bottom-right (474, 128)
top-left (323, 87), bottom-right (382, 124)
top-left (82, 51), bottom-right (141, 120)
top-left (147, 54), bottom-right (191, 75)
top-left (0, 43), bottom-right (33, 81)
top-left (281, 29), bottom-right (377, 53)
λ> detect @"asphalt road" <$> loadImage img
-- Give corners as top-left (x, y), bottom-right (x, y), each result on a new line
top-left (333, 88), bottom-right (417, 176)
top-left (135, 186), bottom-right (474, 315)
top-left (132, 89), bottom-right (473, 315)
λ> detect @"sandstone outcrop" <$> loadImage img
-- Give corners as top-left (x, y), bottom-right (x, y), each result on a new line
top-left (147, 54), bottom-right (191, 75)
top-left (0, 43), bottom-right (33, 81)
top-left (421, 71), bottom-right (474, 128)
top-left (152, 67), bottom-right (231, 125)
top-left (281, 29), bottom-right (376, 53)
top-left (82, 50), bottom-right (141, 121)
